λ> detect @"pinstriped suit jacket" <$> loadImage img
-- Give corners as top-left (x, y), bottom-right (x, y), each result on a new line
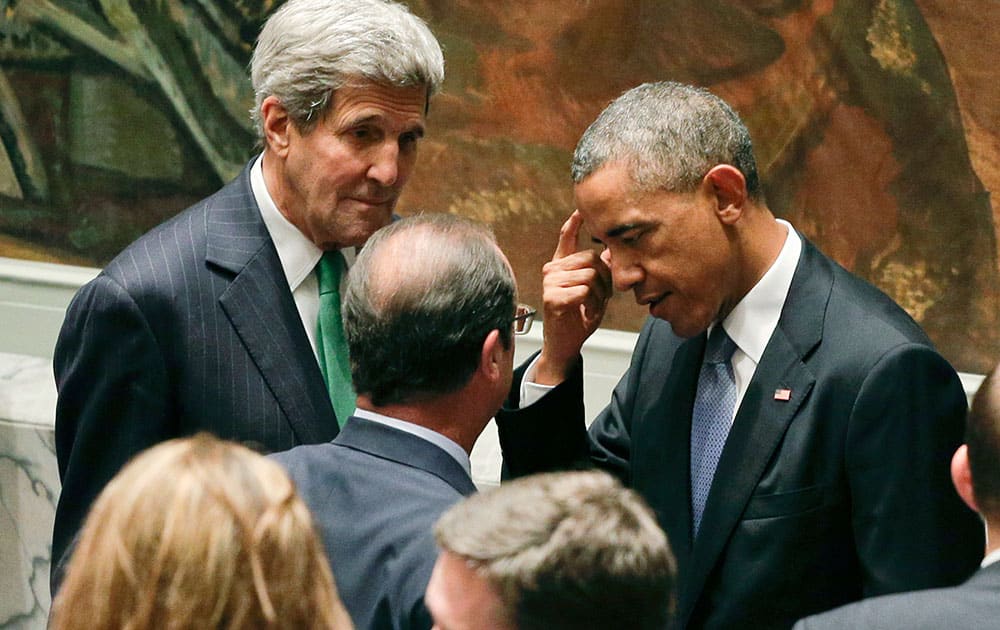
top-left (51, 161), bottom-right (339, 590)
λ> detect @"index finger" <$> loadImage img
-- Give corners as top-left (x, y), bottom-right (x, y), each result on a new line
top-left (553, 210), bottom-right (583, 261)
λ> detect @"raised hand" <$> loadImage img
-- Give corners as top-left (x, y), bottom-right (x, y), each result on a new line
top-left (534, 210), bottom-right (612, 385)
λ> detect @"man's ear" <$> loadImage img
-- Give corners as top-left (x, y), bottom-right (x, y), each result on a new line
top-left (261, 95), bottom-right (292, 156)
top-left (479, 329), bottom-right (505, 382)
top-left (704, 164), bottom-right (747, 225)
top-left (952, 444), bottom-right (980, 514)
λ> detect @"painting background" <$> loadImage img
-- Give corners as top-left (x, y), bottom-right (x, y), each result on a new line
top-left (1, 0), bottom-right (998, 373)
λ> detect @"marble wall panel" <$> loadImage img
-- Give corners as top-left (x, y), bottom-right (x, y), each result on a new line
top-left (0, 353), bottom-right (58, 630)
top-left (0, 424), bottom-right (57, 630)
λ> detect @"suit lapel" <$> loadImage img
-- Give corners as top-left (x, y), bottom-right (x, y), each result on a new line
top-left (679, 235), bottom-right (830, 624)
top-left (636, 333), bottom-right (704, 569)
top-left (336, 417), bottom-right (478, 496)
top-left (206, 163), bottom-right (338, 444)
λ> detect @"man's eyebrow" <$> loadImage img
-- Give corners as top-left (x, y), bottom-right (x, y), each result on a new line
top-left (343, 114), bottom-right (425, 137)
top-left (605, 223), bottom-right (645, 238)
top-left (592, 222), bottom-right (649, 245)
top-left (343, 114), bottom-right (379, 128)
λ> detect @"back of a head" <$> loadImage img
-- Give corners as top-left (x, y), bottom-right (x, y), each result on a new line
top-left (966, 367), bottom-right (1000, 521)
top-left (434, 470), bottom-right (676, 630)
top-left (572, 81), bottom-right (762, 200)
top-left (343, 213), bottom-right (517, 406)
top-left (50, 434), bottom-right (352, 630)
top-left (250, 0), bottom-right (444, 138)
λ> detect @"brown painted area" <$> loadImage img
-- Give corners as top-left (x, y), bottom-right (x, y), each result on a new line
top-left (0, 233), bottom-right (91, 266)
top-left (917, 0), bottom-right (1000, 270)
top-left (791, 104), bottom-right (901, 274)
top-left (2, 0), bottom-right (999, 371)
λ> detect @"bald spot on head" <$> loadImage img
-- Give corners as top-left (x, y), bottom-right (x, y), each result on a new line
top-left (364, 223), bottom-right (459, 313)
top-left (342, 213), bottom-right (516, 406)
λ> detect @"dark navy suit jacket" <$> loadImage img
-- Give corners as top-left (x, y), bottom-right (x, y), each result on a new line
top-left (52, 161), bottom-right (339, 590)
top-left (497, 236), bottom-right (983, 629)
top-left (271, 416), bottom-right (477, 630)
top-left (794, 562), bottom-right (1000, 629)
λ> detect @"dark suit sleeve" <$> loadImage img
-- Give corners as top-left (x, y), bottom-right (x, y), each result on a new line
top-left (495, 355), bottom-right (590, 476)
top-left (845, 342), bottom-right (982, 594)
top-left (52, 275), bottom-right (174, 589)
top-left (496, 325), bottom-right (654, 483)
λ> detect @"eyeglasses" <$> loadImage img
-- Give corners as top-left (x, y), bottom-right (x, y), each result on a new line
top-left (512, 304), bottom-right (536, 336)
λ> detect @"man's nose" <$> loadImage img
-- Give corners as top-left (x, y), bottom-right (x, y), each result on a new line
top-left (367, 142), bottom-right (399, 187)
top-left (602, 248), bottom-right (642, 293)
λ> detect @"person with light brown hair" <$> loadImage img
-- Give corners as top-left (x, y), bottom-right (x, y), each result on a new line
top-left (49, 433), bottom-right (352, 630)
top-left (425, 470), bottom-right (676, 630)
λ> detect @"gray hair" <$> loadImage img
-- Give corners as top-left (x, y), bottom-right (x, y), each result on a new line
top-left (434, 470), bottom-right (676, 630)
top-left (250, 0), bottom-right (445, 138)
top-left (343, 214), bottom-right (516, 406)
top-left (572, 81), bottom-right (762, 199)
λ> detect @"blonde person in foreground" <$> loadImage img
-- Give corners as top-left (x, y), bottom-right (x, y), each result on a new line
top-left (49, 433), bottom-right (352, 630)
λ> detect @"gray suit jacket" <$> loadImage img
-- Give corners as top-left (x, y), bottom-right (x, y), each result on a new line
top-left (52, 161), bottom-right (338, 590)
top-left (497, 236), bottom-right (982, 629)
top-left (793, 562), bottom-right (1000, 629)
top-left (271, 416), bottom-right (477, 630)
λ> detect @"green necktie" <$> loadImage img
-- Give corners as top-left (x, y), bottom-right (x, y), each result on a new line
top-left (315, 250), bottom-right (355, 426)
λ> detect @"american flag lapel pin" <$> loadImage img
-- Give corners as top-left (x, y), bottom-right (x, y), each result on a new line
top-left (774, 388), bottom-right (792, 401)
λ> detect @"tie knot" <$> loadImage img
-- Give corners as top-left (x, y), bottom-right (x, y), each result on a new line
top-left (704, 327), bottom-right (736, 364)
top-left (316, 250), bottom-right (346, 295)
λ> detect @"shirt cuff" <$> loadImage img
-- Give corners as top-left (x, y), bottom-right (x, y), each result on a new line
top-left (519, 354), bottom-right (556, 408)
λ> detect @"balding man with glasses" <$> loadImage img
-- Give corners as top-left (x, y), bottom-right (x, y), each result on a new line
top-left (272, 214), bottom-right (526, 630)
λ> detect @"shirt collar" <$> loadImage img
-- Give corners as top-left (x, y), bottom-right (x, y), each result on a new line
top-left (722, 219), bottom-right (801, 363)
top-left (982, 549), bottom-right (1000, 568)
top-left (250, 154), bottom-right (323, 291)
top-left (352, 408), bottom-right (472, 479)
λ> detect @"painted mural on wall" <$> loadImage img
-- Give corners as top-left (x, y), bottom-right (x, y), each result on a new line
top-left (1, 0), bottom-right (998, 373)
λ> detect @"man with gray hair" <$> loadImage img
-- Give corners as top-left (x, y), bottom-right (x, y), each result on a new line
top-left (496, 81), bottom-right (982, 628)
top-left (52, 0), bottom-right (443, 593)
top-left (425, 470), bottom-right (677, 630)
top-left (273, 213), bottom-right (526, 629)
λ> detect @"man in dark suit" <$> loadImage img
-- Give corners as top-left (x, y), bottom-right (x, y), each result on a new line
top-left (272, 214), bottom-right (523, 630)
top-left (496, 81), bottom-right (983, 629)
top-left (51, 0), bottom-right (444, 592)
top-left (795, 362), bottom-right (1000, 629)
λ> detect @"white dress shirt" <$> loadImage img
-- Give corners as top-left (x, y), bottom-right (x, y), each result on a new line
top-left (353, 408), bottom-right (473, 479)
top-left (522, 219), bottom-right (802, 422)
top-left (714, 219), bottom-right (800, 422)
top-left (981, 517), bottom-right (998, 568)
top-left (249, 154), bottom-right (356, 362)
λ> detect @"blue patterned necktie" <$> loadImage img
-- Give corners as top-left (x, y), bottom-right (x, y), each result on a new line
top-left (690, 326), bottom-right (738, 538)
top-left (315, 250), bottom-right (355, 427)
